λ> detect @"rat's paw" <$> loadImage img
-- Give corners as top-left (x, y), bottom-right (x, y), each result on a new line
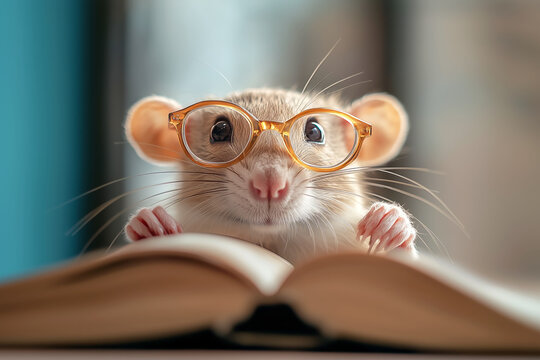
top-left (357, 202), bottom-right (416, 254)
top-left (125, 206), bottom-right (182, 241)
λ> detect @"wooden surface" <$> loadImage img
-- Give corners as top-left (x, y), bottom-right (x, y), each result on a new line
top-left (0, 350), bottom-right (532, 359)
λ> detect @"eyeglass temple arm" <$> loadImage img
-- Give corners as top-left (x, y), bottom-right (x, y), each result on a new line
top-left (169, 111), bottom-right (185, 127)
top-left (357, 122), bottom-right (372, 137)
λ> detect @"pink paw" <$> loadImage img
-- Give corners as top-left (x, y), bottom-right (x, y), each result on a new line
top-left (125, 206), bottom-right (182, 241)
top-left (357, 202), bottom-right (416, 254)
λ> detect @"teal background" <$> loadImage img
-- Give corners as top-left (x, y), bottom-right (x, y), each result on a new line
top-left (0, 0), bottom-right (87, 281)
top-left (0, 0), bottom-right (538, 283)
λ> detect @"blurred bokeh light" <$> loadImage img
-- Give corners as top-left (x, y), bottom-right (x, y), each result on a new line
top-left (1, 0), bottom-right (539, 291)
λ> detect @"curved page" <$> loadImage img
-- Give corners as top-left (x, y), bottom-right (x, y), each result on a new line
top-left (278, 253), bottom-right (540, 352)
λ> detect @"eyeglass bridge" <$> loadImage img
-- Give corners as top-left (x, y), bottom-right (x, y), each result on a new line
top-left (255, 121), bottom-right (286, 135)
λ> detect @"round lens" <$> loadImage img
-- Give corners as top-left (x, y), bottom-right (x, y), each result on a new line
top-left (289, 112), bottom-right (358, 169)
top-left (182, 105), bottom-right (253, 165)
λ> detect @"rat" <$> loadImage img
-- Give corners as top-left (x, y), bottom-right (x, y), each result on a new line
top-left (124, 88), bottom-right (416, 264)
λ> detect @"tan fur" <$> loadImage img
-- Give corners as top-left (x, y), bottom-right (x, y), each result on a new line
top-left (126, 88), bottom-right (408, 263)
top-left (125, 95), bottom-right (182, 165)
top-left (350, 93), bottom-right (409, 165)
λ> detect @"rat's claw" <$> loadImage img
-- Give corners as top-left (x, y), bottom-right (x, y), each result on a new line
top-left (152, 206), bottom-right (182, 234)
top-left (357, 202), bottom-right (416, 255)
top-left (125, 206), bottom-right (182, 241)
top-left (126, 217), bottom-right (153, 240)
top-left (137, 208), bottom-right (166, 236)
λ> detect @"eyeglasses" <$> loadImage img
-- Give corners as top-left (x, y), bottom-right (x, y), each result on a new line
top-left (168, 100), bottom-right (372, 172)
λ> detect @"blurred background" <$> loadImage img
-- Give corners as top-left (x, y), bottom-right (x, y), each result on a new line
top-left (0, 0), bottom-right (538, 290)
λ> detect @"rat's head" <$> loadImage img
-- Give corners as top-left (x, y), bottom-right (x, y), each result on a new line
top-left (126, 88), bottom-right (407, 232)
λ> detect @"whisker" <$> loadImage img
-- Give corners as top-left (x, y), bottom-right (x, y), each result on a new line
top-left (52, 170), bottom-right (223, 210)
top-left (367, 166), bottom-right (445, 175)
top-left (363, 177), bottom-right (440, 193)
top-left (162, 193), bottom-right (220, 233)
top-left (363, 190), bottom-right (432, 252)
top-left (313, 176), bottom-right (439, 193)
top-left (305, 186), bottom-right (373, 203)
top-left (79, 188), bottom-right (183, 255)
top-left (69, 179), bottom-right (228, 235)
top-left (314, 214), bottom-right (329, 252)
top-left (325, 80), bottom-right (373, 97)
top-left (362, 181), bottom-right (462, 232)
top-left (162, 188), bottom-right (229, 210)
top-left (302, 72), bottom-right (364, 111)
top-left (106, 227), bottom-right (127, 253)
top-left (295, 71), bottom-right (334, 114)
top-left (300, 38), bottom-right (341, 96)
top-left (412, 215), bottom-right (454, 263)
top-left (308, 166), bottom-right (465, 236)
top-left (363, 190), bottom-right (451, 259)
top-left (224, 166), bottom-right (245, 181)
top-left (200, 59), bottom-right (233, 90)
top-left (104, 189), bottom-right (187, 252)
top-left (282, 224), bottom-right (292, 254)
top-left (372, 169), bottom-right (467, 237)
top-left (308, 185), bottom-right (450, 259)
top-left (85, 187), bottom-right (228, 255)
top-left (305, 71), bottom-right (334, 96)
top-left (306, 218), bottom-right (317, 254)
top-left (318, 210), bottom-right (338, 250)
top-left (309, 166), bottom-right (443, 184)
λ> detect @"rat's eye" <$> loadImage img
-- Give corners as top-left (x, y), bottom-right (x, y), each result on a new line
top-left (210, 116), bottom-right (232, 143)
top-left (304, 117), bottom-right (324, 144)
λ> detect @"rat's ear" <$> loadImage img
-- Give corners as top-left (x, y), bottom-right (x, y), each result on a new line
top-left (349, 93), bottom-right (408, 166)
top-left (125, 96), bottom-right (183, 166)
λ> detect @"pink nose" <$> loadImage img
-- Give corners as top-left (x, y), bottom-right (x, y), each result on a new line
top-left (250, 172), bottom-right (288, 200)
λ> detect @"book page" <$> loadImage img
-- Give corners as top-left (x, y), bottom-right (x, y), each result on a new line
top-left (390, 251), bottom-right (540, 331)
top-left (117, 233), bottom-right (293, 296)
top-left (279, 251), bottom-right (540, 351)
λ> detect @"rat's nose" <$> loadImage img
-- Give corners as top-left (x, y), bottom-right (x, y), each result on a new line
top-left (250, 171), bottom-right (289, 201)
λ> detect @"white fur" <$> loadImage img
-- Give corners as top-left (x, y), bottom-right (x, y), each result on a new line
top-left (126, 89), bottom-right (415, 263)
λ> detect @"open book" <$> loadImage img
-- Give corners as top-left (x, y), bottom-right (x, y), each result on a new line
top-left (0, 233), bottom-right (539, 352)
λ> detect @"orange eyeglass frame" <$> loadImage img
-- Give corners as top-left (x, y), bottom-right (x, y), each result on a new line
top-left (168, 100), bottom-right (372, 172)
